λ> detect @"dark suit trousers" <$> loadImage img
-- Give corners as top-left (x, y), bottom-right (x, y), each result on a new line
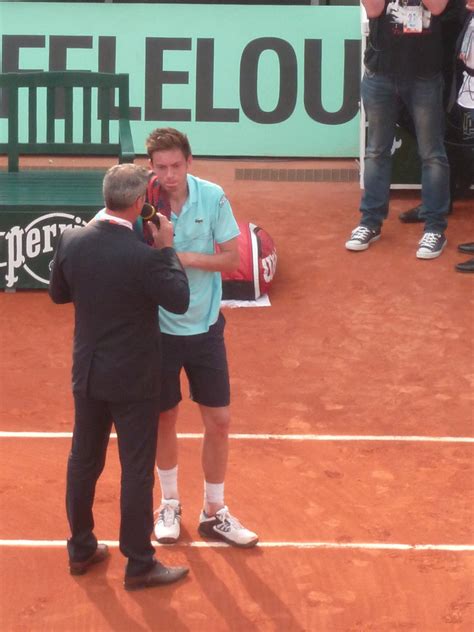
top-left (67, 394), bottom-right (160, 576)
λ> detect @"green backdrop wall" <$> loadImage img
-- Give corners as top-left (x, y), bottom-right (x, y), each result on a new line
top-left (0, 2), bottom-right (361, 157)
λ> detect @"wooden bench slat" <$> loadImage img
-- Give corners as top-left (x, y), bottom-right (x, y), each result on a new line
top-left (46, 86), bottom-right (55, 143)
top-left (99, 86), bottom-right (110, 144)
top-left (83, 87), bottom-right (92, 144)
top-left (28, 87), bottom-right (37, 144)
top-left (7, 87), bottom-right (19, 172)
top-left (65, 87), bottom-right (73, 143)
top-left (0, 142), bottom-right (122, 155)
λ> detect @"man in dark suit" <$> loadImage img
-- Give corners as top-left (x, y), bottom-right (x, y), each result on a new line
top-left (49, 163), bottom-right (190, 591)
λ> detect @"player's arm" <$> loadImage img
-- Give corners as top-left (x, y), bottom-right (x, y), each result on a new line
top-left (178, 237), bottom-right (239, 273)
top-left (362, 0), bottom-right (385, 18)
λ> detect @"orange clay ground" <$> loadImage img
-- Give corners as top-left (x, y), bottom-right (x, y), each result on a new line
top-left (0, 157), bottom-right (473, 631)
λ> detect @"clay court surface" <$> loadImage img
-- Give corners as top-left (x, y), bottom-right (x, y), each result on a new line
top-left (0, 157), bottom-right (473, 631)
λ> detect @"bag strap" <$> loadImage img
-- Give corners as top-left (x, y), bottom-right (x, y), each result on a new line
top-left (146, 173), bottom-right (171, 219)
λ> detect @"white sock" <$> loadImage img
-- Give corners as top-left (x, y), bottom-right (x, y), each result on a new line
top-left (204, 481), bottom-right (225, 513)
top-left (157, 465), bottom-right (179, 502)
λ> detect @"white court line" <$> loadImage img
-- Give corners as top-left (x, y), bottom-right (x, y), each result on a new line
top-left (1, 431), bottom-right (473, 443)
top-left (0, 540), bottom-right (473, 551)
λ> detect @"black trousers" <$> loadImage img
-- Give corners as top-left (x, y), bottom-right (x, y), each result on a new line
top-left (67, 394), bottom-right (160, 576)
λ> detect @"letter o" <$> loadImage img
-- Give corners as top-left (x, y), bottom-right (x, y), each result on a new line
top-left (240, 38), bottom-right (297, 124)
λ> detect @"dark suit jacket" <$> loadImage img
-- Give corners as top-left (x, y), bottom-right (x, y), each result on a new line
top-left (49, 221), bottom-right (189, 402)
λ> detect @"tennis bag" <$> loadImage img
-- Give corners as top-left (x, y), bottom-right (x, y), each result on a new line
top-left (221, 222), bottom-right (277, 300)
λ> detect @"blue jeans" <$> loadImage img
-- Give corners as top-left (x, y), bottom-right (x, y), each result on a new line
top-left (360, 71), bottom-right (450, 234)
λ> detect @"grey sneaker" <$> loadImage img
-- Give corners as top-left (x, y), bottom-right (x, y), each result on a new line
top-left (154, 499), bottom-right (181, 544)
top-left (416, 232), bottom-right (447, 259)
top-left (198, 506), bottom-right (258, 548)
top-left (345, 225), bottom-right (381, 251)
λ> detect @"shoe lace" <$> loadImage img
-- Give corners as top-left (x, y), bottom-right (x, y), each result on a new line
top-left (159, 504), bottom-right (178, 527)
top-left (218, 508), bottom-right (244, 530)
top-left (419, 232), bottom-right (441, 247)
top-left (352, 226), bottom-right (372, 239)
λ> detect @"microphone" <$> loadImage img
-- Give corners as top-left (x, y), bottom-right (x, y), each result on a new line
top-left (140, 203), bottom-right (160, 228)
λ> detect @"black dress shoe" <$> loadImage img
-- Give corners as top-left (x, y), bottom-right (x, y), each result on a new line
top-left (124, 561), bottom-right (189, 591)
top-left (457, 242), bottom-right (474, 254)
top-left (399, 204), bottom-right (424, 223)
top-left (455, 257), bottom-right (474, 273)
top-left (399, 203), bottom-right (453, 223)
top-left (69, 543), bottom-right (109, 576)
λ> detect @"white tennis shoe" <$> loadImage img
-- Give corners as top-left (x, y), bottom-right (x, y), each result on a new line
top-left (198, 506), bottom-right (258, 548)
top-left (154, 499), bottom-right (181, 544)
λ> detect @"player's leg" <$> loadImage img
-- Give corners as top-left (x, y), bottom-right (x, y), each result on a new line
top-left (154, 333), bottom-right (184, 543)
top-left (197, 401), bottom-right (257, 547)
top-left (154, 405), bottom-right (182, 543)
top-left (156, 405), bottom-right (180, 473)
top-left (200, 404), bottom-right (230, 516)
top-left (186, 313), bottom-right (258, 548)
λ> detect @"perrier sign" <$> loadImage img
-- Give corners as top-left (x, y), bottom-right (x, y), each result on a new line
top-left (0, 212), bottom-right (88, 289)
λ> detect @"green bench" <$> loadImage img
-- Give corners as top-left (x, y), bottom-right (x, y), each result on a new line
top-left (0, 71), bottom-right (135, 289)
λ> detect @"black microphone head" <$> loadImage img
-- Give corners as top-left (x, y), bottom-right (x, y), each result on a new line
top-left (141, 203), bottom-right (160, 227)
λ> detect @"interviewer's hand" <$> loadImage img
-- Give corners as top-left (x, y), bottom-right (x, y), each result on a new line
top-left (149, 213), bottom-right (174, 249)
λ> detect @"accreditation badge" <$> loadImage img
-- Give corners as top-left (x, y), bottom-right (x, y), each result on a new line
top-left (403, 5), bottom-right (423, 33)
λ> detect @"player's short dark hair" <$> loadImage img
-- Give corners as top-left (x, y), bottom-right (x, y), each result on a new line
top-left (145, 127), bottom-right (192, 161)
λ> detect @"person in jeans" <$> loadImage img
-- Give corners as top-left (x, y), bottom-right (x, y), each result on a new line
top-left (399, 0), bottom-right (472, 223)
top-left (346, 0), bottom-right (451, 259)
top-left (454, 0), bottom-right (474, 273)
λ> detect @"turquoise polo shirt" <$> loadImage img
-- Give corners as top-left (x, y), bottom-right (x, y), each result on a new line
top-left (95, 175), bottom-right (239, 335)
top-left (159, 174), bottom-right (239, 336)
